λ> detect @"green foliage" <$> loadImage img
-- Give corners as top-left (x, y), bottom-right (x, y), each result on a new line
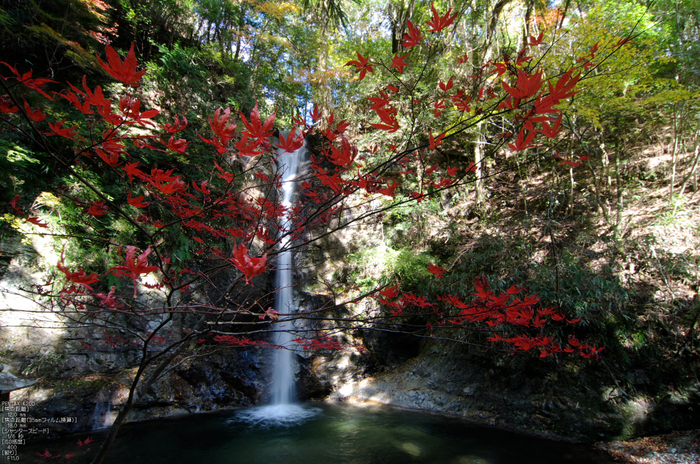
top-left (2, 0), bottom-right (699, 456)
top-left (429, 226), bottom-right (631, 329)
top-left (154, 42), bottom-right (205, 78)
top-left (0, 137), bottom-right (54, 206)
top-left (0, 0), bottom-right (115, 78)
top-left (554, 5), bottom-right (673, 132)
top-left (650, 0), bottom-right (700, 85)
top-left (1, 139), bottom-right (41, 173)
top-left (25, 22), bottom-right (102, 71)
top-left (0, 6), bottom-right (14, 28)
top-left (349, 244), bottom-right (434, 293)
top-left (653, 194), bottom-right (696, 228)
top-left (390, 249), bottom-right (433, 288)
top-left (528, 249), bottom-right (630, 324)
top-left (20, 351), bottom-right (64, 377)
top-left (383, 196), bottom-right (442, 247)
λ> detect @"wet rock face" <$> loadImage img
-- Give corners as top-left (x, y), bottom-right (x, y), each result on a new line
top-left (135, 350), bottom-right (265, 418)
top-left (297, 355), bottom-right (334, 399)
top-left (0, 229), bottom-right (273, 434)
top-left (360, 327), bottom-right (421, 369)
top-left (297, 348), bottom-right (373, 401)
top-left (30, 393), bottom-right (96, 435)
top-left (286, 292), bottom-right (376, 401)
top-left (24, 349), bottom-right (267, 437)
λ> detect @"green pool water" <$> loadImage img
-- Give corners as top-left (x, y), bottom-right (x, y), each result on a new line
top-left (20, 403), bottom-right (617, 464)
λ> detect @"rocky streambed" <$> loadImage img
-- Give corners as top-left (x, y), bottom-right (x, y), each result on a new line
top-left (596, 429), bottom-right (700, 464)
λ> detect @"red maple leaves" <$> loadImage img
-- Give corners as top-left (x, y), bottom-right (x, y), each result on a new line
top-left (427, 263), bottom-right (446, 278)
top-left (96, 44), bottom-right (146, 87)
top-left (127, 193), bottom-right (149, 208)
top-left (426, 3), bottom-right (457, 33)
top-left (294, 336), bottom-right (342, 351)
top-left (108, 246), bottom-right (159, 297)
top-left (213, 335), bottom-right (270, 347)
top-left (277, 127), bottom-right (304, 153)
top-left (47, 120), bottom-right (78, 139)
top-left (402, 20), bottom-right (424, 48)
top-left (37, 436), bottom-right (94, 460)
top-left (327, 136), bottom-right (357, 166)
top-left (501, 69), bottom-right (543, 100)
top-left (0, 30), bottom-right (618, 464)
top-left (376, 274), bottom-right (603, 359)
top-left (391, 54), bottom-right (409, 74)
top-left (200, 107), bottom-right (237, 153)
top-left (1, 62), bottom-right (57, 99)
top-left (23, 100), bottom-right (46, 121)
top-left (0, 94), bottom-right (18, 113)
top-left (497, 65), bottom-right (582, 153)
top-left (57, 252), bottom-right (99, 290)
top-left (228, 244), bottom-right (267, 284)
top-left (240, 101), bottom-right (276, 140)
top-left (342, 10), bottom-right (585, 184)
top-left (198, 102), bottom-right (276, 157)
top-left (345, 51), bottom-right (375, 82)
top-left (367, 90), bottom-right (400, 133)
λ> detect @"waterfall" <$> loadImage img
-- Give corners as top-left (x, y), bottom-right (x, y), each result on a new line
top-left (235, 131), bottom-right (319, 426)
top-left (269, 136), bottom-right (305, 405)
top-left (91, 400), bottom-right (114, 430)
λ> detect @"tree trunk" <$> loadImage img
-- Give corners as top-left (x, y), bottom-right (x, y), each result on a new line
top-left (474, 122), bottom-right (485, 203)
top-left (678, 142), bottom-right (700, 195)
top-left (670, 103), bottom-right (679, 200)
top-left (613, 133), bottom-right (623, 247)
top-left (90, 316), bottom-right (207, 464)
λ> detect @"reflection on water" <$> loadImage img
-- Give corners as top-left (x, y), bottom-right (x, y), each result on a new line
top-left (19, 403), bottom-right (617, 464)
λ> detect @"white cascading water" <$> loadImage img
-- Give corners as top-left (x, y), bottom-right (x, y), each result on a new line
top-left (91, 401), bottom-right (113, 430)
top-left (235, 131), bottom-right (319, 426)
top-left (269, 135), bottom-right (304, 406)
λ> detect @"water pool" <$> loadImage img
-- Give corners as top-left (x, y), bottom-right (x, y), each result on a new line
top-left (20, 402), bottom-right (617, 464)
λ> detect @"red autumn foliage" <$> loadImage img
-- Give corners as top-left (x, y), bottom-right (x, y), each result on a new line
top-left (107, 246), bottom-right (159, 297)
top-left (345, 51), bottom-right (375, 82)
top-left (228, 243), bottom-right (268, 284)
top-left (376, 273), bottom-right (603, 359)
top-left (26, 216), bottom-right (49, 228)
top-left (212, 335), bottom-right (271, 347)
top-left (57, 257), bottom-right (100, 290)
top-left (426, 2), bottom-right (457, 33)
top-left (294, 336), bottom-right (343, 351)
top-left (402, 20), bottom-right (424, 48)
top-left (240, 101), bottom-right (276, 140)
top-left (391, 53), bottom-right (409, 74)
top-left (427, 263), bottom-right (446, 278)
top-left (96, 44), bottom-right (146, 87)
top-left (277, 127), bottom-right (304, 153)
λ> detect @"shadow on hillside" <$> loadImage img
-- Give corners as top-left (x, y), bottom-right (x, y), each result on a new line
top-left (427, 213), bottom-right (700, 434)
